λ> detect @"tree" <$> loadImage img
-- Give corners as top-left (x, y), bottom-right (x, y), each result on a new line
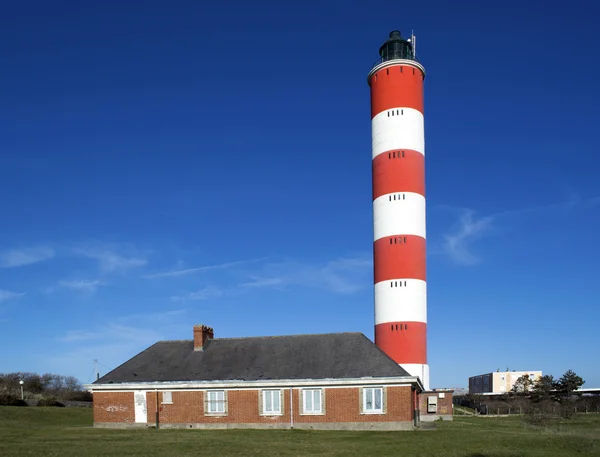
top-left (511, 374), bottom-right (533, 395)
top-left (557, 370), bottom-right (584, 397)
top-left (531, 375), bottom-right (557, 402)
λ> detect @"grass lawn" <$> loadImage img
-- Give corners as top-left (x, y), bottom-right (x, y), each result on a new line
top-left (0, 407), bottom-right (598, 456)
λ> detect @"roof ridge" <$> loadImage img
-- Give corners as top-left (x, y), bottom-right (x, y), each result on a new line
top-left (155, 332), bottom-right (365, 344)
top-left (215, 331), bottom-right (364, 340)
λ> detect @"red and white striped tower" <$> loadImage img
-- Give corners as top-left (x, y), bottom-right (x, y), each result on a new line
top-left (367, 30), bottom-right (429, 390)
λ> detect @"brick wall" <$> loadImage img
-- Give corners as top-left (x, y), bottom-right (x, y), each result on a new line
top-left (418, 391), bottom-right (453, 419)
top-left (93, 392), bottom-right (135, 423)
top-left (93, 385), bottom-right (414, 427)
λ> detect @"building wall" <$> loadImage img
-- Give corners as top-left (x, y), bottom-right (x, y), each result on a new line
top-left (93, 392), bottom-right (135, 424)
top-left (469, 371), bottom-right (543, 394)
top-left (93, 385), bottom-right (416, 430)
top-left (493, 371), bottom-right (542, 393)
top-left (418, 391), bottom-right (453, 421)
top-left (469, 373), bottom-right (493, 394)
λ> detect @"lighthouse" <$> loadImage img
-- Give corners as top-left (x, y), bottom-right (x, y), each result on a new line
top-left (367, 30), bottom-right (429, 390)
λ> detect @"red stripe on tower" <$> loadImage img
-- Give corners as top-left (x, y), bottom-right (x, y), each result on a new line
top-left (367, 30), bottom-right (429, 390)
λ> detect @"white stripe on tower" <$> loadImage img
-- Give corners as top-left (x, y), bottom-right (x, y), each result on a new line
top-left (367, 30), bottom-right (430, 390)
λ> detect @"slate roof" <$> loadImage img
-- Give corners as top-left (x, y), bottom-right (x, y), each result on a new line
top-left (94, 332), bottom-right (411, 384)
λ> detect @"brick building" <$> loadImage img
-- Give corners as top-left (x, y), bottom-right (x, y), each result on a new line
top-left (87, 324), bottom-right (435, 430)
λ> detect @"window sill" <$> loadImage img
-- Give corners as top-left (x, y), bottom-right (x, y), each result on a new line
top-left (299, 412), bottom-right (325, 416)
top-left (161, 402), bottom-right (173, 405)
top-left (204, 412), bottom-right (228, 417)
top-left (259, 412), bottom-right (283, 416)
top-left (361, 411), bottom-right (385, 415)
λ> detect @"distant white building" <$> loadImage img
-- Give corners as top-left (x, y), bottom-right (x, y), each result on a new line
top-left (469, 370), bottom-right (542, 394)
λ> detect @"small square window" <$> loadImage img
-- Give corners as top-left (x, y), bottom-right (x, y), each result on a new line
top-left (162, 391), bottom-right (172, 404)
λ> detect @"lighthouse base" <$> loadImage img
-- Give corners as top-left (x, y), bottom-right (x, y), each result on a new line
top-left (401, 363), bottom-right (429, 391)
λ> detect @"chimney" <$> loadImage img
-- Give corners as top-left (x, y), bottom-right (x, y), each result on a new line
top-left (193, 324), bottom-right (214, 351)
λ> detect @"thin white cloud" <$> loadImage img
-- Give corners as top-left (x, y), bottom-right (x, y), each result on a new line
top-left (442, 209), bottom-right (494, 266)
top-left (143, 257), bottom-right (269, 279)
top-left (439, 194), bottom-right (600, 266)
top-left (239, 256), bottom-right (372, 294)
top-left (168, 255), bottom-right (372, 302)
top-left (58, 330), bottom-right (102, 342)
top-left (57, 324), bottom-right (162, 344)
top-left (0, 289), bottom-right (25, 303)
top-left (73, 243), bottom-right (148, 273)
top-left (0, 246), bottom-right (54, 268)
top-left (171, 286), bottom-right (224, 302)
top-left (239, 277), bottom-right (286, 289)
top-left (51, 309), bottom-right (190, 382)
top-left (58, 279), bottom-right (105, 293)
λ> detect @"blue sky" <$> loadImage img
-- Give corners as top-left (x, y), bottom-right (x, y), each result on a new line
top-left (1, 0), bottom-right (598, 389)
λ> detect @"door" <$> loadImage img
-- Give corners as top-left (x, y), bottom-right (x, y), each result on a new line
top-left (134, 391), bottom-right (147, 424)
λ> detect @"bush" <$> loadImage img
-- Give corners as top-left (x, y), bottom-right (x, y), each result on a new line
top-left (69, 391), bottom-right (93, 402)
top-left (0, 393), bottom-right (28, 406)
top-left (37, 397), bottom-right (65, 407)
top-left (524, 411), bottom-right (556, 427)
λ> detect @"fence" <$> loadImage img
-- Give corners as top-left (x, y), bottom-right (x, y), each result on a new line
top-left (454, 401), bottom-right (600, 417)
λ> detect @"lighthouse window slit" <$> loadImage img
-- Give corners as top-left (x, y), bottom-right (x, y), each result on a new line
top-left (404, 281), bottom-right (407, 287)
top-left (401, 109), bottom-right (404, 115)
top-left (388, 152), bottom-right (391, 159)
top-left (402, 151), bottom-right (405, 158)
top-left (391, 324), bottom-right (393, 331)
top-left (387, 112), bottom-right (389, 117)
top-left (393, 151), bottom-right (395, 158)
top-left (396, 324), bottom-right (398, 330)
top-left (404, 237), bottom-right (407, 243)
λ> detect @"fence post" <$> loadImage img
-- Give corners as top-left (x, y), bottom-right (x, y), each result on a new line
top-left (519, 406), bottom-right (522, 415)
top-left (497, 407), bottom-right (499, 416)
top-left (508, 406), bottom-right (511, 415)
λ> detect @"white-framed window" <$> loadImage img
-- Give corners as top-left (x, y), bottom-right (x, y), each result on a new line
top-left (206, 390), bottom-right (226, 414)
top-left (262, 389), bottom-right (282, 415)
top-left (427, 395), bottom-right (438, 413)
top-left (302, 389), bottom-right (322, 414)
top-left (161, 391), bottom-right (173, 404)
top-left (363, 387), bottom-right (384, 414)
